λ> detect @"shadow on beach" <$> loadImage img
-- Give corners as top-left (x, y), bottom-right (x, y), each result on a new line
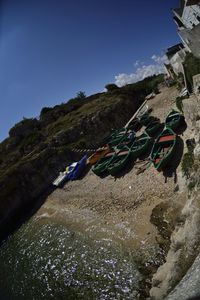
top-left (113, 157), bottom-right (136, 179)
top-left (162, 136), bottom-right (184, 182)
top-left (173, 117), bottom-right (187, 135)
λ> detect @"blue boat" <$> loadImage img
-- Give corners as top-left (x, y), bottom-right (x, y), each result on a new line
top-left (67, 155), bottom-right (87, 180)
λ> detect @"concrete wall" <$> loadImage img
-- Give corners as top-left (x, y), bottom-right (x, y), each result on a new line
top-left (169, 49), bottom-right (186, 75)
top-left (182, 5), bottom-right (200, 29)
top-left (179, 23), bottom-right (200, 58)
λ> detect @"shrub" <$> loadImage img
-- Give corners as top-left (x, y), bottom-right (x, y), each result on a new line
top-left (188, 180), bottom-right (196, 191)
top-left (20, 131), bottom-right (43, 150)
top-left (105, 84), bottom-right (119, 92)
top-left (76, 91), bottom-right (86, 99)
top-left (9, 118), bottom-right (39, 138)
top-left (181, 151), bottom-right (194, 178)
top-left (183, 53), bottom-right (200, 92)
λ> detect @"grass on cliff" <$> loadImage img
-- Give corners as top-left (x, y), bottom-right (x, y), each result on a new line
top-left (0, 74), bottom-right (164, 179)
top-left (181, 151), bottom-right (194, 179)
top-left (184, 53), bottom-right (200, 92)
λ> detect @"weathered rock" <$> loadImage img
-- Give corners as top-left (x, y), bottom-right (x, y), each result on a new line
top-left (9, 118), bottom-right (39, 138)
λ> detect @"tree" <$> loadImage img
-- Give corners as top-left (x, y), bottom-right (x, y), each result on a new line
top-left (76, 91), bottom-right (86, 99)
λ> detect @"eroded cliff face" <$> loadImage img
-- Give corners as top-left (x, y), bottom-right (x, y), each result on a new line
top-left (0, 88), bottom-right (144, 239)
top-left (150, 94), bottom-right (200, 300)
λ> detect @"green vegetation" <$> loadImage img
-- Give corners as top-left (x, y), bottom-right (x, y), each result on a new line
top-left (0, 74), bottom-right (164, 179)
top-left (184, 53), bottom-right (200, 92)
top-left (105, 84), bottom-right (119, 92)
top-left (76, 91), bottom-right (86, 99)
top-left (20, 131), bottom-right (43, 152)
top-left (123, 74), bottom-right (164, 96)
top-left (181, 151), bottom-right (194, 179)
top-left (176, 73), bottom-right (184, 91)
top-left (188, 180), bottom-right (196, 191)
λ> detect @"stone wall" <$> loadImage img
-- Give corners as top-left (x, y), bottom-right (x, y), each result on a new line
top-left (179, 23), bottom-right (200, 58)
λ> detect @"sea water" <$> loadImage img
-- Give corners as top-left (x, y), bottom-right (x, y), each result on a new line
top-left (0, 217), bottom-right (142, 300)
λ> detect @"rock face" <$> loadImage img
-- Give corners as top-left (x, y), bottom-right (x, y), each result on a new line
top-left (9, 118), bottom-right (40, 138)
top-left (150, 94), bottom-right (200, 299)
top-left (1, 78), bottom-right (158, 239)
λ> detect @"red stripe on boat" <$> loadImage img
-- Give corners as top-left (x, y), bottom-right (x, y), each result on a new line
top-left (159, 135), bottom-right (175, 142)
top-left (105, 152), bottom-right (115, 157)
top-left (155, 158), bottom-right (161, 164)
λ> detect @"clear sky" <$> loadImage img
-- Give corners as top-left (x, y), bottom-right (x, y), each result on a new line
top-left (0, 0), bottom-right (180, 141)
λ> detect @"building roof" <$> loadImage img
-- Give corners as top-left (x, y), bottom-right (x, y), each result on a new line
top-left (186, 0), bottom-right (200, 6)
top-left (173, 16), bottom-right (185, 28)
top-left (173, 7), bottom-right (184, 17)
top-left (166, 43), bottom-right (184, 59)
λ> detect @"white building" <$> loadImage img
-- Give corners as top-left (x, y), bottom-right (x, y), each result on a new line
top-left (173, 0), bottom-right (200, 57)
top-left (165, 43), bottom-right (186, 76)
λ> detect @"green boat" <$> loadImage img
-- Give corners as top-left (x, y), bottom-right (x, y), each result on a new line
top-left (107, 145), bottom-right (131, 176)
top-left (102, 127), bottom-right (127, 144)
top-left (131, 133), bottom-right (151, 158)
top-left (92, 150), bottom-right (116, 176)
top-left (150, 127), bottom-right (177, 171)
top-left (108, 131), bottom-right (135, 147)
top-left (165, 110), bottom-right (182, 129)
top-left (145, 120), bottom-right (160, 136)
top-left (126, 118), bottom-right (141, 132)
top-left (140, 113), bottom-right (151, 126)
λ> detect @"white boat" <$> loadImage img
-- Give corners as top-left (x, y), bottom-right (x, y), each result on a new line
top-left (53, 162), bottom-right (79, 187)
top-left (53, 171), bottom-right (68, 187)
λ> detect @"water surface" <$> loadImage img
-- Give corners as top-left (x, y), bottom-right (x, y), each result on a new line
top-left (0, 217), bottom-right (142, 300)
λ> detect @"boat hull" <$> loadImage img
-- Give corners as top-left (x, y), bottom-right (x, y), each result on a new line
top-left (145, 121), bottom-right (160, 136)
top-left (131, 133), bottom-right (151, 158)
top-left (92, 152), bottom-right (116, 176)
top-left (107, 148), bottom-right (131, 176)
top-left (67, 155), bottom-right (87, 180)
top-left (165, 110), bottom-right (182, 130)
top-left (150, 128), bottom-right (177, 171)
top-left (88, 146), bottom-right (109, 165)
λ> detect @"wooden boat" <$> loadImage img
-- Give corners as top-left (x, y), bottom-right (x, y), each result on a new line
top-left (53, 171), bottom-right (68, 187)
top-left (53, 155), bottom-right (87, 186)
top-left (140, 113), bottom-right (151, 126)
top-left (150, 128), bottom-right (176, 171)
top-left (145, 120), bottom-right (160, 136)
top-left (102, 127), bottom-right (127, 145)
top-left (131, 133), bottom-right (151, 158)
top-left (92, 151), bottom-right (116, 176)
top-left (88, 145), bottom-right (109, 165)
top-left (126, 118), bottom-right (141, 132)
top-left (165, 110), bottom-right (182, 129)
top-left (107, 145), bottom-right (131, 176)
top-left (67, 155), bottom-right (87, 180)
top-left (108, 131), bottom-right (135, 147)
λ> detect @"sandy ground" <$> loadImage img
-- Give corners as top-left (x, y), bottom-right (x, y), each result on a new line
top-left (37, 86), bottom-right (188, 264)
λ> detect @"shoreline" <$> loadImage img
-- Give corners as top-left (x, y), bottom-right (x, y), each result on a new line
top-left (30, 86), bottom-right (191, 297)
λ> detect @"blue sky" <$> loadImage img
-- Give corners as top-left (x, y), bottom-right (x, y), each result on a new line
top-left (0, 0), bottom-right (180, 141)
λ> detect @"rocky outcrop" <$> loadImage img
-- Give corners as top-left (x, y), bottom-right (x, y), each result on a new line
top-left (9, 118), bottom-right (40, 138)
top-left (150, 94), bottom-right (200, 299)
top-left (0, 85), bottom-right (146, 240)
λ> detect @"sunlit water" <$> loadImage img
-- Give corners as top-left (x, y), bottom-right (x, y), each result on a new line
top-left (0, 217), bottom-right (142, 300)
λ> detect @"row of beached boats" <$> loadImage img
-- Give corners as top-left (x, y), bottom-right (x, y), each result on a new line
top-left (53, 109), bottom-right (183, 186)
top-left (90, 109), bottom-right (183, 176)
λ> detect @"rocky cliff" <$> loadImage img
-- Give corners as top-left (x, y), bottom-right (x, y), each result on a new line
top-left (0, 75), bottom-right (163, 239)
top-left (150, 93), bottom-right (200, 299)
